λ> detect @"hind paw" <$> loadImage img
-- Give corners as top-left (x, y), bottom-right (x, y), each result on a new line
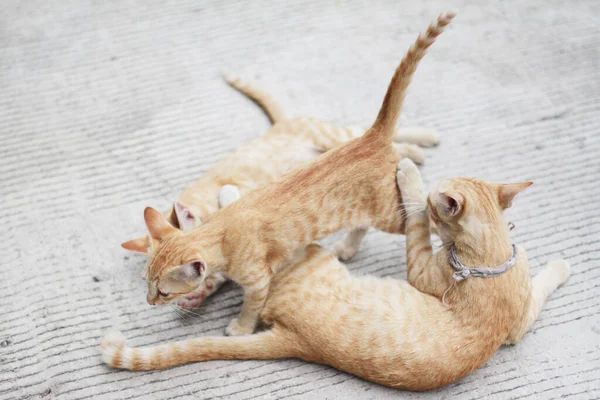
top-left (394, 126), bottom-right (440, 147)
top-left (333, 240), bottom-right (359, 261)
top-left (225, 317), bottom-right (256, 336)
top-left (393, 143), bottom-right (425, 165)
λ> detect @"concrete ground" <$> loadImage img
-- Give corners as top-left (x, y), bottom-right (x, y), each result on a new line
top-left (1, 1), bottom-right (599, 399)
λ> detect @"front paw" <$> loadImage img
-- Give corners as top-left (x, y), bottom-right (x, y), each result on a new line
top-left (333, 240), bottom-right (358, 261)
top-left (396, 159), bottom-right (426, 202)
top-left (177, 273), bottom-right (227, 309)
top-left (177, 292), bottom-right (206, 309)
top-left (225, 317), bottom-right (256, 336)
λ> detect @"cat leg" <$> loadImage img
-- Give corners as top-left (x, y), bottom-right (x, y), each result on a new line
top-left (226, 271), bottom-right (271, 336)
top-left (505, 259), bottom-right (571, 344)
top-left (333, 227), bottom-right (369, 261)
top-left (177, 272), bottom-right (228, 309)
top-left (396, 159), bottom-right (447, 297)
top-left (101, 328), bottom-right (293, 370)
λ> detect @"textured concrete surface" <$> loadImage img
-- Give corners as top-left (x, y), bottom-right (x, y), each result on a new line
top-left (1, 1), bottom-right (599, 399)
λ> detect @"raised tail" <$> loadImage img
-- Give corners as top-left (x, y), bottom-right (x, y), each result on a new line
top-left (223, 72), bottom-right (287, 124)
top-left (100, 330), bottom-right (291, 370)
top-left (370, 12), bottom-right (455, 140)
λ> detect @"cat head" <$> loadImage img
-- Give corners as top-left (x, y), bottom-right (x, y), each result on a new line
top-left (141, 206), bottom-right (213, 305)
top-left (121, 201), bottom-right (201, 254)
top-left (427, 178), bottom-right (532, 243)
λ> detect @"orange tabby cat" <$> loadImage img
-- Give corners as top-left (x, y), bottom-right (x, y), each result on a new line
top-left (101, 157), bottom-right (569, 390)
top-left (133, 12), bottom-right (454, 336)
top-left (122, 73), bottom-right (439, 308)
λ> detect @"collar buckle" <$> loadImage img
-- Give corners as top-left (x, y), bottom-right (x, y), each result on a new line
top-left (449, 244), bottom-right (518, 282)
top-left (452, 269), bottom-right (471, 282)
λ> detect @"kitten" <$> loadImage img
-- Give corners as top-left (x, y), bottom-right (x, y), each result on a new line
top-left (122, 73), bottom-right (439, 308)
top-left (135, 12), bottom-right (454, 336)
top-left (101, 160), bottom-right (569, 391)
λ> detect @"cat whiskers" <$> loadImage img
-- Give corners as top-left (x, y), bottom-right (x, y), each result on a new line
top-left (333, 202), bottom-right (426, 227)
top-left (395, 203), bottom-right (427, 219)
top-left (170, 303), bottom-right (203, 320)
top-left (432, 241), bottom-right (454, 249)
top-left (170, 304), bottom-right (191, 320)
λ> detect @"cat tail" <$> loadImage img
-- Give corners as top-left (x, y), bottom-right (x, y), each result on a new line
top-left (223, 72), bottom-right (287, 124)
top-left (100, 329), bottom-right (293, 370)
top-left (369, 12), bottom-right (455, 141)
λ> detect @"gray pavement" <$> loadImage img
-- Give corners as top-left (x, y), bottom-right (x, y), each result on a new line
top-left (1, 1), bottom-right (599, 399)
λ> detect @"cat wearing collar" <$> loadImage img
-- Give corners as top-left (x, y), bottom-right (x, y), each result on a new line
top-left (123, 12), bottom-right (455, 337)
top-left (395, 158), bottom-right (569, 349)
top-left (100, 158), bottom-right (569, 389)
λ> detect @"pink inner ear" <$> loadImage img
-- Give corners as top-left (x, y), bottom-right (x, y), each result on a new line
top-left (174, 201), bottom-right (197, 231)
top-left (446, 196), bottom-right (458, 214)
top-left (440, 192), bottom-right (461, 216)
top-left (191, 261), bottom-right (205, 275)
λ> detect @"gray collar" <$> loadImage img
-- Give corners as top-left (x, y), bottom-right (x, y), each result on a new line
top-left (449, 244), bottom-right (518, 282)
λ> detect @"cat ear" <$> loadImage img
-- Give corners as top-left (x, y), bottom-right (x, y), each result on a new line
top-left (498, 182), bottom-right (533, 209)
top-left (166, 260), bottom-right (206, 282)
top-left (439, 192), bottom-right (463, 218)
top-left (144, 207), bottom-right (176, 241)
top-left (173, 201), bottom-right (198, 232)
top-left (121, 236), bottom-right (151, 254)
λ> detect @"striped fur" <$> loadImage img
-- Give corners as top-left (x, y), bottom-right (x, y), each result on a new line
top-left (102, 189), bottom-right (569, 389)
top-left (372, 12), bottom-right (455, 139)
top-left (135, 13), bottom-right (456, 336)
top-left (122, 66), bottom-right (440, 308)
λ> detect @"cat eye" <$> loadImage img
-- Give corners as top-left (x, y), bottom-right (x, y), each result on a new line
top-left (157, 289), bottom-right (169, 297)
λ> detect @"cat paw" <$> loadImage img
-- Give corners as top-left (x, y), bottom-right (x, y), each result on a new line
top-left (393, 143), bottom-right (425, 165)
top-left (219, 185), bottom-right (241, 208)
top-left (177, 292), bottom-right (207, 309)
top-left (225, 318), bottom-right (255, 336)
top-left (396, 158), bottom-right (421, 187)
top-left (397, 158), bottom-right (419, 180)
top-left (397, 158), bottom-right (426, 204)
top-left (394, 126), bottom-right (440, 147)
top-left (548, 259), bottom-right (571, 285)
top-left (177, 273), bottom-right (228, 308)
top-left (415, 129), bottom-right (440, 147)
top-left (333, 240), bottom-right (358, 261)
